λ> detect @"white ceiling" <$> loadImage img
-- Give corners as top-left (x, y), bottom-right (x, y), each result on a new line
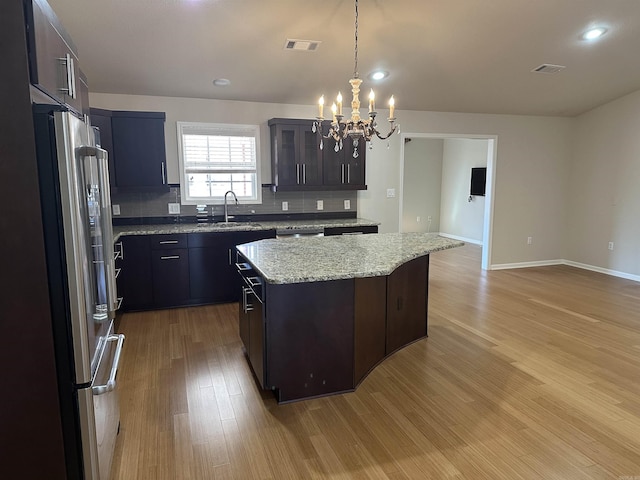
top-left (48, 0), bottom-right (640, 117)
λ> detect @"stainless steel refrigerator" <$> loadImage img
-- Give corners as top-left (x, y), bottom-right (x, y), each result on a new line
top-left (33, 104), bottom-right (123, 480)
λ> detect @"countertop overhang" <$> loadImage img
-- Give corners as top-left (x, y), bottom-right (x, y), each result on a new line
top-left (237, 233), bottom-right (464, 284)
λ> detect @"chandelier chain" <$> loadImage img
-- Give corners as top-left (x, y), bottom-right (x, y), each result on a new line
top-left (354, 0), bottom-right (359, 78)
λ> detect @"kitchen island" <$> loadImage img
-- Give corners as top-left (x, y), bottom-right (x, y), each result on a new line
top-left (236, 233), bottom-right (463, 403)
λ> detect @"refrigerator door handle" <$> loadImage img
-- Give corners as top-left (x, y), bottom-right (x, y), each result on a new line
top-left (92, 334), bottom-right (125, 395)
top-left (79, 145), bottom-right (119, 317)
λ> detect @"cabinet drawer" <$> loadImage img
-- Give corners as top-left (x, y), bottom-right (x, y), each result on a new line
top-left (150, 234), bottom-right (188, 249)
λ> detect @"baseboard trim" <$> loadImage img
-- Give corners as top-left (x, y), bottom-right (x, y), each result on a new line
top-left (490, 258), bottom-right (640, 283)
top-left (563, 260), bottom-right (640, 283)
top-left (438, 232), bottom-right (483, 246)
top-left (490, 260), bottom-right (564, 270)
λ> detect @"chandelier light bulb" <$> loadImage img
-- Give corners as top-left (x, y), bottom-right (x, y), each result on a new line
top-left (336, 92), bottom-right (343, 115)
top-left (318, 95), bottom-right (325, 118)
top-left (389, 95), bottom-right (395, 119)
top-left (369, 89), bottom-right (375, 112)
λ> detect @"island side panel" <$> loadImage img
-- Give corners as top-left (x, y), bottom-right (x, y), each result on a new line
top-left (266, 279), bottom-right (355, 403)
top-left (354, 276), bottom-right (387, 386)
top-left (386, 255), bottom-right (429, 354)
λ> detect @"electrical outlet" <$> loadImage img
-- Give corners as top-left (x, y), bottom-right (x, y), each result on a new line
top-left (282, 201), bottom-right (288, 211)
top-left (168, 203), bottom-right (180, 214)
top-left (608, 242), bottom-right (614, 251)
top-left (386, 188), bottom-right (396, 198)
top-left (427, 216), bottom-right (432, 222)
top-left (416, 216), bottom-right (421, 223)
top-left (344, 199), bottom-right (351, 210)
top-left (527, 236), bottom-right (533, 245)
top-left (316, 200), bottom-right (324, 210)
top-left (112, 204), bottom-right (121, 216)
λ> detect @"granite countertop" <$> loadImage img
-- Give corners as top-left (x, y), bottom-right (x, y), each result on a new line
top-left (237, 233), bottom-right (464, 284)
top-left (113, 218), bottom-right (380, 242)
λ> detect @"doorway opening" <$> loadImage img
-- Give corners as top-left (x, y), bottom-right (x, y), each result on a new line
top-left (399, 133), bottom-right (497, 270)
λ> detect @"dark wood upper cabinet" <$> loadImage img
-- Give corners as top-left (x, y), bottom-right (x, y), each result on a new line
top-left (269, 118), bottom-right (366, 191)
top-left (24, 0), bottom-right (83, 114)
top-left (322, 134), bottom-right (366, 189)
top-left (110, 111), bottom-right (168, 189)
top-left (269, 119), bottom-right (322, 190)
top-left (89, 108), bottom-right (116, 190)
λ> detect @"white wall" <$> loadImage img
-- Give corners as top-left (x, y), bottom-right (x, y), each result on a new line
top-left (567, 89), bottom-right (640, 277)
top-left (439, 139), bottom-right (488, 243)
top-left (91, 92), bottom-right (573, 267)
top-left (401, 138), bottom-right (443, 233)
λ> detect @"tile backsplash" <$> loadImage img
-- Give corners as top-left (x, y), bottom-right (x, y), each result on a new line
top-left (111, 186), bottom-right (357, 220)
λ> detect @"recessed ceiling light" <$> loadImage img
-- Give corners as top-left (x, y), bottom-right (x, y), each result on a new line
top-left (582, 27), bottom-right (607, 41)
top-left (213, 78), bottom-right (231, 87)
top-left (368, 70), bottom-right (389, 81)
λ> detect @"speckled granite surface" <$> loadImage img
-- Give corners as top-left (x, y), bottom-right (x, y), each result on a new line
top-left (237, 233), bottom-right (464, 284)
top-left (113, 218), bottom-right (380, 242)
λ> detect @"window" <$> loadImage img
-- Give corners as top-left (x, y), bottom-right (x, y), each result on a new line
top-left (177, 122), bottom-right (261, 204)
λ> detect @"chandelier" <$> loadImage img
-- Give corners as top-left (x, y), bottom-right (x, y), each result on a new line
top-left (312, 0), bottom-right (398, 158)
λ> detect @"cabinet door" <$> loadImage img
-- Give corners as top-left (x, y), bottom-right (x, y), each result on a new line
top-left (239, 287), bottom-right (251, 350)
top-left (272, 124), bottom-right (299, 187)
top-left (111, 113), bottom-right (167, 188)
top-left (345, 138), bottom-right (366, 186)
top-left (151, 248), bottom-right (190, 307)
top-left (117, 236), bottom-right (153, 311)
top-left (298, 125), bottom-right (322, 186)
top-left (25, 0), bottom-right (81, 112)
top-left (248, 292), bottom-right (265, 388)
top-left (188, 244), bottom-right (234, 303)
top-left (386, 256), bottom-right (429, 354)
top-left (90, 109), bottom-right (116, 191)
top-left (322, 136), bottom-right (366, 188)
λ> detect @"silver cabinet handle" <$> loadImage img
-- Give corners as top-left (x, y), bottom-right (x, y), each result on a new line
top-left (116, 297), bottom-right (123, 310)
top-left (296, 164), bottom-right (300, 184)
top-left (347, 164), bottom-right (351, 184)
top-left (236, 262), bottom-right (251, 271)
top-left (247, 276), bottom-right (261, 288)
top-left (159, 240), bottom-right (178, 244)
top-left (303, 164), bottom-right (307, 184)
top-left (115, 267), bottom-right (121, 279)
top-left (242, 287), bottom-right (254, 313)
top-left (341, 164), bottom-right (345, 184)
top-left (93, 334), bottom-right (125, 395)
top-left (160, 255), bottom-right (180, 260)
top-left (228, 248), bottom-right (232, 265)
top-left (161, 162), bottom-right (166, 185)
top-left (58, 53), bottom-right (76, 98)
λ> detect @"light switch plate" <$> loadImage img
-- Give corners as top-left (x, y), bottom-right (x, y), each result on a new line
top-left (344, 199), bottom-right (351, 210)
top-left (282, 201), bottom-right (289, 211)
top-left (317, 200), bottom-right (324, 210)
top-left (168, 203), bottom-right (181, 214)
top-left (112, 204), bottom-right (121, 216)
top-left (386, 188), bottom-right (396, 198)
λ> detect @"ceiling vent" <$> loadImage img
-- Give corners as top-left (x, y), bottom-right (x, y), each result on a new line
top-left (532, 64), bottom-right (566, 74)
top-left (284, 39), bottom-right (321, 52)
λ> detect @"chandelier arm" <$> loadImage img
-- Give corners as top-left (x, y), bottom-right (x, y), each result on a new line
top-left (374, 125), bottom-right (398, 140)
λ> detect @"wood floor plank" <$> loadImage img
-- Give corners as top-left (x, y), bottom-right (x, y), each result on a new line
top-left (110, 244), bottom-right (640, 479)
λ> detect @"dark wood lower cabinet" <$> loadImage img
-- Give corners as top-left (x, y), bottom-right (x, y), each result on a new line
top-left (116, 229), bottom-right (276, 311)
top-left (151, 248), bottom-right (190, 307)
top-left (267, 280), bottom-right (355, 403)
top-left (117, 235), bottom-right (153, 311)
top-left (237, 254), bottom-right (431, 403)
top-left (354, 276), bottom-right (387, 385)
top-left (386, 255), bottom-right (429, 354)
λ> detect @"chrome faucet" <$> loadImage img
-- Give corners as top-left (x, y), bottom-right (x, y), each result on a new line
top-left (224, 190), bottom-right (238, 223)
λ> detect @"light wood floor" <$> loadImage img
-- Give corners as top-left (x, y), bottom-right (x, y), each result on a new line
top-left (110, 245), bottom-right (640, 479)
